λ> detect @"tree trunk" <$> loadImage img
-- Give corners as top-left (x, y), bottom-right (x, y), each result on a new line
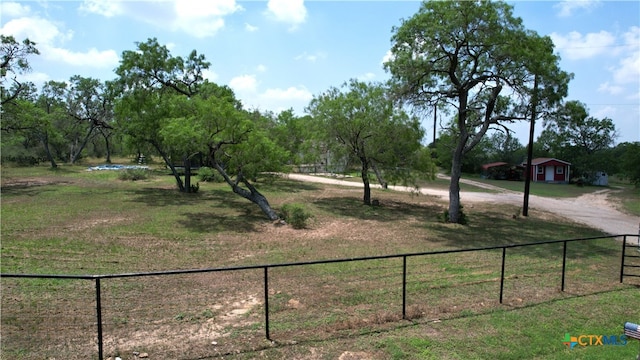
top-left (69, 127), bottom-right (95, 164)
top-left (371, 160), bottom-right (387, 189)
top-left (40, 132), bottom-right (58, 168)
top-left (154, 143), bottom-right (185, 192)
top-left (360, 157), bottom-right (372, 205)
top-left (212, 162), bottom-right (280, 221)
top-left (448, 142), bottom-right (464, 223)
top-left (184, 155), bottom-right (192, 193)
top-left (101, 129), bottom-right (112, 164)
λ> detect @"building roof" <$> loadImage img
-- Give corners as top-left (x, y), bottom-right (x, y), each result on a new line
top-left (522, 157), bottom-right (572, 166)
top-left (481, 162), bottom-right (509, 170)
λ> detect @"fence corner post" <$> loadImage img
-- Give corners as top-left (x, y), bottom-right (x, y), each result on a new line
top-left (264, 267), bottom-right (270, 341)
top-left (561, 241), bottom-right (567, 292)
top-left (402, 256), bottom-right (407, 320)
top-left (620, 235), bottom-right (627, 283)
top-left (95, 278), bottom-right (104, 360)
top-left (499, 248), bottom-right (506, 304)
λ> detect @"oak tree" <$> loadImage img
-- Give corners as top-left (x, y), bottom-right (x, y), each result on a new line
top-left (385, 0), bottom-right (570, 223)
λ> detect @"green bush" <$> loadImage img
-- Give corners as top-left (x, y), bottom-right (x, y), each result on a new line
top-left (198, 167), bottom-right (219, 182)
top-left (442, 204), bottom-right (468, 225)
top-left (280, 203), bottom-right (313, 229)
top-left (118, 168), bottom-right (149, 181)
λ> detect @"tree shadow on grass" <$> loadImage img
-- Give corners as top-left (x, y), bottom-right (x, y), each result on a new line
top-left (128, 186), bottom-right (278, 233)
top-left (253, 177), bottom-right (323, 194)
top-left (425, 208), bottom-right (619, 261)
top-left (312, 196), bottom-right (444, 223)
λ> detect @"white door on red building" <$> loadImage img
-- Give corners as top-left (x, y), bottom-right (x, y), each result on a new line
top-left (545, 165), bottom-right (554, 181)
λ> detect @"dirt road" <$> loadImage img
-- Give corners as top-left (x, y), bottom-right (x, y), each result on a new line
top-left (286, 173), bottom-right (640, 237)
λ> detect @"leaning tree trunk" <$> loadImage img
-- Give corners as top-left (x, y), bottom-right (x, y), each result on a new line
top-left (212, 162), bottom-right (280, 221)
top-left (40, 132), bottom-right (58, 168)
top-left (371, 160), bottom-right (387, 189)
top-left (153, 142), bottom-right (185, 192)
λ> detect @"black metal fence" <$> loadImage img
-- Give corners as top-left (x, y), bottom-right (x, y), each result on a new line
top-left (2, 234), bottom-right (639, 359)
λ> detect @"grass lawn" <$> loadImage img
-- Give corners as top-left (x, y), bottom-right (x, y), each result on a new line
top-left (1, 162), bottom-right (638, 359)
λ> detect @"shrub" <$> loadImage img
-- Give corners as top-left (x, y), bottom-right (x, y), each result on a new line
top-left (442, 204), bottom-right (468, 225)
top-left (118, 168), bottom-right (149, 181)
top-left (280, 203), bottom-right (313, 229)
top-left (198, 167), bottom-right (219, 182)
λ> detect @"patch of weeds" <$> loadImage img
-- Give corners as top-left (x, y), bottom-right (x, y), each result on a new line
top-left (118, 168), bottom-right (149, 181)
top-left (442, 204), bottom-right (468, 225)
top-left (279, 203), bottom-right (313, 229)
top-left (197, 167), bottom-right (221, 182)
top-left (201, 309), bottom-right (214, 319)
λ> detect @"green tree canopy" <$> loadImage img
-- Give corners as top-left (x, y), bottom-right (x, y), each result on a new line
top-left (113, 38), bottom-right (285, 220)
top-left (1, 35), bottom-right (39, 106)
top-left (385, 0), bottom-right (570, 223)
top-left (307, 79), bottom-right (435, 205)
top-left (538, 100), bottom-right (617, 180)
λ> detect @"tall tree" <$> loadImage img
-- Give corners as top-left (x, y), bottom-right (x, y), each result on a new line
top-left (1, 35), bottom-right (39, 106)
top-left (114, 38), bottom-right (285, 220)
top-left (113, 38), bottom-right (209, 191)
top-left (539, 100), bottom-right (617, 180)
top-left (65, 76), bottom-right (114, 163)
top-left (307, 79), bottom-right (435, 205)
top-left (385, 0), bottom-right (570, 223)
top-left (159, 82), bottom-right (286, 220)
top-left (617, 142), bottom-right (640, 187)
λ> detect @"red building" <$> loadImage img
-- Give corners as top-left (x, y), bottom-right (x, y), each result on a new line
top-left (522, 158), bottom-right (571, 183)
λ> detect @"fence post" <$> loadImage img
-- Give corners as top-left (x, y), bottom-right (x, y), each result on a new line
top-left (402, 256), bottom-right (407, 320)
top-left (561, 241), bottom-right (567, 291)
top-left (95, 278), bottom-right (104, 360)
top-left (499, 247), bottom-right (506, 304)
top-left (264, 267), bottom-right (270, 340)
top-left (620, 235), bottom-right (627, 283)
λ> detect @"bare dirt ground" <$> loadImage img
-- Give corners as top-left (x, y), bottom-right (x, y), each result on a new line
top-left (286, 173), bottom-right (640, 238)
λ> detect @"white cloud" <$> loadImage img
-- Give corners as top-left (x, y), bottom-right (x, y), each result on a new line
top-left (597, 82), bottom-right (624, 96)
top-left (172, 0), bottom-right (242, 38)
top-left (612, 50), bottom-right (640, 85)
top-left (610, 27), bottom-right (640, 85)
top-left (21, 71), bottom-right (51, 85)
top-left (1, 16), bottom-right (72, 45)
top-left (79, 0), bottom-right (242, 38)
top-left (592, 105), bottom-right (616, 120)
top-left (245, 23), bottom-right (258, 32)
top-left (265, 0), bottom-right (307, 30)
top-left (1, 2), bottom-right (31, 17)
top-left (381, 50), bottom-right (394, 65)
top-left (79, 0), bottom-right (124, 17)
top-left (202, 69), bottom-right (219, 82)
top-left (261, 86), bottom-right (312, 101)
top-left (1, 15), bottom-right (118, 71)
top-left (357, 72), bottom-right (376, 81)
top-left (553, 0), bottom-right (601, 17)
top-left (229, 74), bottom-right (258, 93)
top-left (294, 51), bottom-right (326, 62)
top-left (46, 47), bottom-right (119, 68)
top-left (550, 31), bottom-right (615, 60)
top-left (256, 64), bottom-right (267, 72)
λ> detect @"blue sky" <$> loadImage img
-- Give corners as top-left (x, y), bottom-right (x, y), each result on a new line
top-left (2, 0), bottom-right (639, 146)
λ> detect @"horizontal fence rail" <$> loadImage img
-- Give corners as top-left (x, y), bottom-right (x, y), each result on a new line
top-left (2, 234), bottom-right (639, 360)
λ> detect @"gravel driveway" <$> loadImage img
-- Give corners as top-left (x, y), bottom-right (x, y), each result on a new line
top-left (286, 173), bottom-right (640, 237)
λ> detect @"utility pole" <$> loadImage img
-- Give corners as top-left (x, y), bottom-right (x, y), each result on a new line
top-left (523, 74), bottom-right (539, 217)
